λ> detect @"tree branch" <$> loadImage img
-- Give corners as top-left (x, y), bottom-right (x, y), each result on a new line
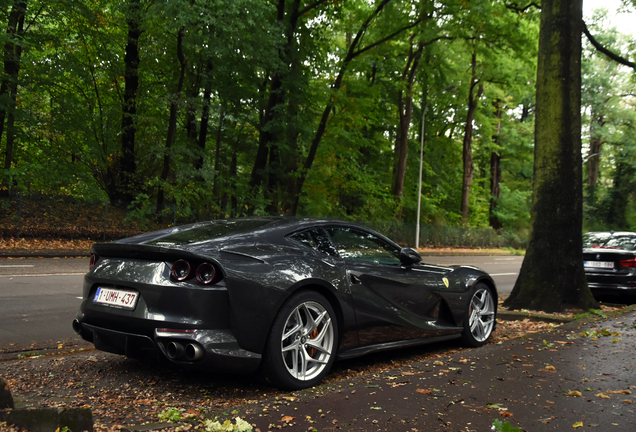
top-left (583, 21), bottom-right (636, 70)
top-left (505, 2), bottom-right (540, 13)
top-left (298, 0), bottom-right (330, 16)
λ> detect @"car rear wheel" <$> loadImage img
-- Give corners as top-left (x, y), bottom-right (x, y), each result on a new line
top-left (261, 291), bottom-right (338, 389)
top-left (461, 283), bottom-right (495, 347)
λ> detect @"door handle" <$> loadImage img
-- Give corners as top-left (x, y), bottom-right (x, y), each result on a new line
top-left (350, 273), bottom-right (362, 284)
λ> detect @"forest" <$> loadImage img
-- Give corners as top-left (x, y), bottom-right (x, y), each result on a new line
top-left (0, 0), bottom-right (635, 245)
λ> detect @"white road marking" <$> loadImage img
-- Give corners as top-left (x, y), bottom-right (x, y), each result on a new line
top-left (494, 258), bottom-right (519, 260)
top-left (76, 297), bottom-right (83, 299)
top-left (490, 273), bottom-right (518, 276)
top-left (0, 273), bottom-right (85, 278)
top-left (0, 265), bottom-right (35, 268)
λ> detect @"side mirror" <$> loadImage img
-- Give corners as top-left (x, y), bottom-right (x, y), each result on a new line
top-left (399, 247), bottom-right (422, 265)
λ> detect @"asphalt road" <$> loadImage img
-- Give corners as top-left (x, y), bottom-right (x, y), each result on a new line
top-left (0, 256), bottom-right (522, 350)
top-left (0, 258), bottom-right (87, 351)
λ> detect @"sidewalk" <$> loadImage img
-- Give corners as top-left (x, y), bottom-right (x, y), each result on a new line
top-left (209, 310), bottom-right (636, 432)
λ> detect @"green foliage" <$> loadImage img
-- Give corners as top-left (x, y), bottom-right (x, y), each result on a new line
top-left (581, 10), bottom-right (636, 232)
top-left (573, 308), bottom-right (608, 320)
top-left (491, 419), bottom-right (521, 432)
top-left (158, 407), bottom-right (184, 422)
top-left (124, 194), bottom-right (154, 230)
top-left (0, 0), bottom-right (597, 242)
top-left (203, 417), bottom-right (252, 432)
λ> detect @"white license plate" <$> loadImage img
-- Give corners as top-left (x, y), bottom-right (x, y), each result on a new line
top-left (584, 261), bottom-right (614, 269)
top-left (94, 287), bottom-right (139, 309)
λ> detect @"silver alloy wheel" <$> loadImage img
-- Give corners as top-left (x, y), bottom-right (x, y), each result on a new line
top-left (280, 300), bottom-right (335, 381)
top-left (468, 287), bottom-right (495, 342)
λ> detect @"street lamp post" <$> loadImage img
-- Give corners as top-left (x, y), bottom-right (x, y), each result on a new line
top-left (415, 86), bottom-right (455, 249)
top-left (415, 104), bottom-right (429, 250)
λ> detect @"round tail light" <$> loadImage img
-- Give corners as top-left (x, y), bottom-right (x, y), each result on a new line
top-left (196, 263), bottom-right (216, 284)
top-left (89, 254), bottom-right (99, 270)
top-left (171, 260), bottom-right (191, 281)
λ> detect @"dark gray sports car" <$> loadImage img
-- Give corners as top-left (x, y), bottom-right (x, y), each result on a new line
top-left (73, 217), bottom-right (497, 389)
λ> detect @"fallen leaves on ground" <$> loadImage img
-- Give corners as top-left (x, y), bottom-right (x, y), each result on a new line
top-left (0, 237), bottom-right (93, 251)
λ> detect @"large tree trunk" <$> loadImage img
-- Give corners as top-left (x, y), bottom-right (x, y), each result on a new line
top-left (0, 0), bottom-right (27, 192)
top-left (392, 39), bottom-right (424, 216)
top-left (113, 0), bottom-right (142, 205)
top-left (460, 51), bottom-right (483, 225)
top-left (489, 99), bottom-right (503, 230)
top-left (503, 0), bottom-right (598, 312)
top-left (157, 28), bottom-right (186, 214)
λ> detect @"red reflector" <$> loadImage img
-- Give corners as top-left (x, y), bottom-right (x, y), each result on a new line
top-left (157, 328), bottom-right (196, 333)
top-left (89, 254), bottom-right (98, 270)
top-left (619, 258), bottom-right (636, 268)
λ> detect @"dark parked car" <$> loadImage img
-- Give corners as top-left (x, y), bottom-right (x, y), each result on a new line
top-left (583, 231), bottom-right (636, 301)
top-left (73, 217), bottom-right (497, 389)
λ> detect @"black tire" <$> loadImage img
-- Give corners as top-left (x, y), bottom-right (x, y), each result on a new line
top-left (261, 291), bottom-right (338, 389)
top-left (460, 283), bottom-right (496, 347)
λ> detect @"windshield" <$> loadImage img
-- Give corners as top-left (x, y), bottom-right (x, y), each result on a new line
top-left (583, 233), bottom-right (636, 251)
top-left (146, 219), bottom-right (274, 246)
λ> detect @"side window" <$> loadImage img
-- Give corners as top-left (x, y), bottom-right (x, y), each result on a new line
top-left (325, 227), bottom-right (401, 265)
top-left (289, 228), bottom-right (338, 257)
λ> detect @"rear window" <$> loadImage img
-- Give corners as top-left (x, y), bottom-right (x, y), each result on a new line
top-left (583, 233), bottom-right (636, 251)
top-left (147, 219), bottom-right (274, 246)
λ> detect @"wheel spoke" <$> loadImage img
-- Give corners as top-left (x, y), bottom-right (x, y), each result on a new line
top-left (281, 338), bottom-right (300, 353)
top-left (279, 299), bottom-right (335, 383)
top-left (298, 346), bottom-right (309, 379)
top-left (306, 337), bottom-right (331, 356)
top-left (283, 321), bottom-right (302, 340)
top-left (468, 288), bottom-right (494, 343)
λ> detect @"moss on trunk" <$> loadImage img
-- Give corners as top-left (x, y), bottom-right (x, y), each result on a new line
top-left (504, 0), bottom-right (598, 313)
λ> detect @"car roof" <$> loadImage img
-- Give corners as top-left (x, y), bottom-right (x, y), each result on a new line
top-left (118, 217), bottom-right (393, 248)
top-left (584, 231), bottom-right (636, 236)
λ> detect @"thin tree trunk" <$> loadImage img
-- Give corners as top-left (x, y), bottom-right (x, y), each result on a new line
top-left (393, 39), bottom-right (424, 216)
top-left (503, 0), bottom-right (598, 312)
top-left (0, 0), bottom-right (27, 190)
top-left (197, 83), bottom-right (213, 170)
top-left (606, 157), bottom-right (632, 229)
top-left (212, 104), bottom-right (226, 197)
top-left (489, 99), bottom-right (503, 230)
top-left (186, 61), bottom-right (203, 169)
top-left (116, 0), bottom-right (142, 205)
top-left (230, 145), bottom-right (238, 218)
top-left (587, 110), bottom-right (603, 200)
top-left (247, 0), bottom-right (298, 209)
top-left (290, 0), bottom-right (409, 215)
top-left (157, 28), bottom-right (186, 214)
top-left (460, 51), bottom-right (483, 225)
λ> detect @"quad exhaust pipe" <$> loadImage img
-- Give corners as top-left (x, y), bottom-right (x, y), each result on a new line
top-left (166, 341), bottom-right (185, 359)
top-left (185, 343), bottom-right (204, 361)
top-left (166, 341), bottom-right (204, 361)
top-left (72, 319), bottom-right (81, 335)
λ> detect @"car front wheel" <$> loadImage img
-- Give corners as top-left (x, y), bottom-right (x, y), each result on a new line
top-left (261, 291), bottom-right (338, 389)
top-left (461, 283), bottom-right (496, 347)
